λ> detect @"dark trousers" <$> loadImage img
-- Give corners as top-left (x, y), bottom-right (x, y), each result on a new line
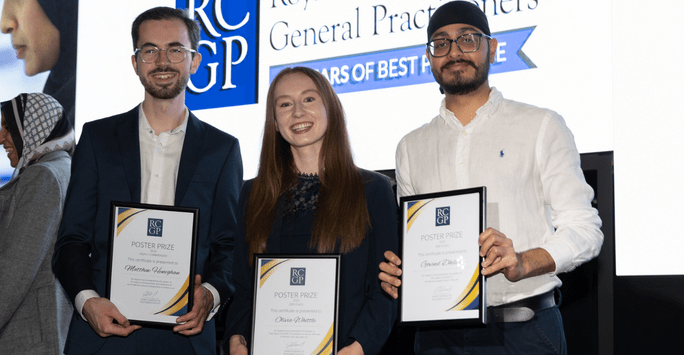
top-left (415, 306), bottom-right (567, 355)
top-left (88, 327), bottom-right (196, 355)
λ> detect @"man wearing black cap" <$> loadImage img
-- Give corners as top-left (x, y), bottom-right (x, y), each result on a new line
top-left (379, 1), bottom-right (603, 354)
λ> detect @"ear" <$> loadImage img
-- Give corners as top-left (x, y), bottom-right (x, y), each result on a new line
top-left (190, 52), bottom-right (202, 75)
top-left (489, 37), bottom-right (498, 64)
top-left (426, 47), bottom-right (433, 68)
top-left (131, 54), bottom-right (139, 75)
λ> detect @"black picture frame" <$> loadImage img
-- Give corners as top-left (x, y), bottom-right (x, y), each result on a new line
top-left (251, 254), bottom-right (341, 354)
top-left (398, 187), bottom-right (487, 327)
top-left (106, 201), bottom-right (199, 327)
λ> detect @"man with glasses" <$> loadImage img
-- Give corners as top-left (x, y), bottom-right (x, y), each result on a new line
top-left (52, 6), bottom-right (242, 354)
top-left (379, 1), bottom-right (603, 354)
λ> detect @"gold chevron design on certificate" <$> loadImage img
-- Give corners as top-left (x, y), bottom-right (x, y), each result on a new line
top-left (310, 322), bottom-right (334, 355)
top-left (444, 265), bottom-right (480, 311)
top-left (153, 276), bottom-right (190, 315)
top-left (406, 199), bottom-right (433, 232)
top-left (116, 208), bottom-right (147, 236)
top-left (258, 259), bottom-right (290, 289)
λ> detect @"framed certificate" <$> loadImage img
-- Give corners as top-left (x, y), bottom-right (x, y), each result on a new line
top-left (399, 187), bottom-right (487, 327)
top-left (251, 254), bottom-right (341, 355)
top-left (106, 202), bottom-right (199, 327)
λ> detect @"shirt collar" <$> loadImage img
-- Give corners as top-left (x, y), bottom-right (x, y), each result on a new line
top-left (138, 103), bottom-right (189, 137)
top-left (439, 87), bottom-right (504, 129)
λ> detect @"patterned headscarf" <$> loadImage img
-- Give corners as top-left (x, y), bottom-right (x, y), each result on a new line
top-left (0, 93), bottom-right (75, 179)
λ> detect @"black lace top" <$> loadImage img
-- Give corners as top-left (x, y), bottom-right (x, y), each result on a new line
top-left (283, 173), bottom-right (320, 215)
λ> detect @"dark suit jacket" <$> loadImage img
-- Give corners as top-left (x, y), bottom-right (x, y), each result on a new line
top-left (52, 106), bottom-right (242, 354)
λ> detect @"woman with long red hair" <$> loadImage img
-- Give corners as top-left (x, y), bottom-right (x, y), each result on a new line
top-left (224, 67), bottom-right (398, 355)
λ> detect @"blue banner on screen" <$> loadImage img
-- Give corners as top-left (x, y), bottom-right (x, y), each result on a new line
top-left (270, 27), bottom-right (536, 93)
top-left (490, 27), bottom-right (537, 75)
top-left (1, 172), bottom-right (11, 185)
top-left (269, 45), bottom-right (435, 94)
top-left (177, 0), bottom-right (259, 110)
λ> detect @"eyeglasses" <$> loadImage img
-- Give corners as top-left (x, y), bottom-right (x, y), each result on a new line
top-left (427, 33), bottom-right (492, 57)
top-left (134, 45), bottom-right (197, 63)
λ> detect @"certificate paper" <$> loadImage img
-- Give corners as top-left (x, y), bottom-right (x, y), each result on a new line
top-left (252, 255), bottom-right (340, 355)
top-left (399, 187), bottom-right (486, 326)
top-left (106, 202), bottom-right (198, 326)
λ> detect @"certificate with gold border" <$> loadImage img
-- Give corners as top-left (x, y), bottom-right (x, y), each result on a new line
top-left (251, 254), bottom-right (340, 355)
top-left (106, 202), bottom-right (198, 327)
top-left (399, 187), bottom-right (487, 326)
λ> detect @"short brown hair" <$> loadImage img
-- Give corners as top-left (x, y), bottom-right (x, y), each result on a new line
top-left (131, 7), bottom-right (200, 52)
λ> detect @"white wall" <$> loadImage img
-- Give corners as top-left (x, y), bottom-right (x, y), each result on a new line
top-left (612, 0), bottom-right (684, 275)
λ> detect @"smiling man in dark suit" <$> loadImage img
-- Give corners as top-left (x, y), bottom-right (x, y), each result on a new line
top-left (52, 6), bottom-right (242, 354)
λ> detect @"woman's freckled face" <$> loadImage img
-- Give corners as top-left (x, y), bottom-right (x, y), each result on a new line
top-left (273, 73), bottom-right (329, 154)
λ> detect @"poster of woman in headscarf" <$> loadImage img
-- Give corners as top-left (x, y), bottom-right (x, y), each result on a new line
top-left (0, 0), bottom-right (78, 182)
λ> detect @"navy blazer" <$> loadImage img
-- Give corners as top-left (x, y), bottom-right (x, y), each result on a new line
top-left (52, 106), bottom-right (242, 354)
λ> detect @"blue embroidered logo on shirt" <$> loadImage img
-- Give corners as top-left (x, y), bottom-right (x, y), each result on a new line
top-left (500, 149), bottom-right (505, 158)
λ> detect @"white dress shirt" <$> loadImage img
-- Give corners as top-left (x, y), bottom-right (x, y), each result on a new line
top-left (395, 88), bottom-right (604, 306)
top-left (139, 106), bottom-right (187, 205)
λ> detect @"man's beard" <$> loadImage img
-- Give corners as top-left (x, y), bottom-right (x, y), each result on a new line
top-left (433, 49), bottom-right (490, 96)
top-left (140, 66), bottom-right (188, 100)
